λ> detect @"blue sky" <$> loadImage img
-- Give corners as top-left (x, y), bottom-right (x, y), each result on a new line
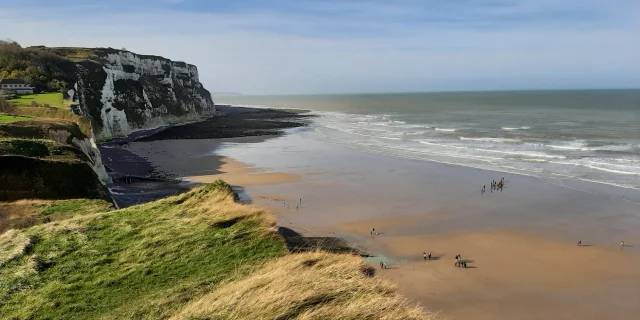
top-left (1, 0), bottom-right (639, 94)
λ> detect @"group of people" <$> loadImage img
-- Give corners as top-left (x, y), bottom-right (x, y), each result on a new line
top-left (373, 228), bottom-right (471, 269)
top-left (482, 177), bottom-right (505, 194)
top-left (454, 254), bottom-right (467, 268)
top-left (284, 198), bottom-right (303, 211)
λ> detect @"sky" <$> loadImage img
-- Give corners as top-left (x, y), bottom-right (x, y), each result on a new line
top-left (1, 0), bottom-right (639, 94)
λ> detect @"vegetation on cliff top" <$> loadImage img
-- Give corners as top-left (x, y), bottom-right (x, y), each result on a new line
top-left (0, 118), bottom-right (109, 202)
top-left (0, 181), bottom-right (431, 320)
top-left (8, 93), bottom-right (70, 109)
top-left (0, 114), bottom-right (33, 123)
top-left (0, 138), bottom-right (88, 161)
top-left (0, 98), bottom-right (92, 137)
top-left (0, 40), bottom-right (75, 92)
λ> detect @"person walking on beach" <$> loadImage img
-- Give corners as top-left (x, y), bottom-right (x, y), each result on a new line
top-left (620, 240), bottom-right (625, 249)
top-left (578, 240), bottom-right (582, 246)
top-left (371, 228), bottom-right (376, 236)
top-left (423, 252), bottom-right (427, 260)
top-left (428, 252), bottom-right (432, 260)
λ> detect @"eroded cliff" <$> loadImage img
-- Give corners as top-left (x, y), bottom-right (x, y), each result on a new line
top-left (0, 120), bottom-right (111, 201)
top-left (55, 48), bottom-right (215, 140)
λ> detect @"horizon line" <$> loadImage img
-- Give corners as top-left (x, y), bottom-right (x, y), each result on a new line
top-left (213, 87), bottom-right (640, 97)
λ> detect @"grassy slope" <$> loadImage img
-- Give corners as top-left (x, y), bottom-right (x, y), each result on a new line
top-left (0, 198), bottom-right (112, 234)
top-left (0, 114), bottom-right (33, 123)
top-left (1, 101), bottom-right (92, 137)
top-left (8, 93), bottom-right (70, 109)
top-left (0, 181), bottom-right (287, 319)
top-left (0, 181), bottom-right (432, 320)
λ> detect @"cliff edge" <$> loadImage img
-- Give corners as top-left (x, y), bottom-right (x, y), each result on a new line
top-left (45, 47), bottom-right (216, 140)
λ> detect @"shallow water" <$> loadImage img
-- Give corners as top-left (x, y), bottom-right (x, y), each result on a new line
top-left (209, 131), bottom-right (640, 246)
top-left (218, 90), bottom-right (640, 191)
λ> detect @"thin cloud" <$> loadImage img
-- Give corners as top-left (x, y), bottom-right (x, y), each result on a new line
top-left (0, 0), bottom-right (638, 94)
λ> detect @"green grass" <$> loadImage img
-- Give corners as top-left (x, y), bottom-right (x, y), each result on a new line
top-left (0, 138), bottom-right (86, 161)
top-left (8, 93), bottom-right (69, 108)
top-left (40, 199), bottom-right (113, 217)
top-left (0, 181), bottom-right (287, 319)
top-left (0, 114), bottom-right (33, 123)
top-left (0, 199), bottom-right (112, 234)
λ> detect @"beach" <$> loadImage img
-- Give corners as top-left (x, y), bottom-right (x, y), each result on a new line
top-left (105, 102), bottom-right (640, 319)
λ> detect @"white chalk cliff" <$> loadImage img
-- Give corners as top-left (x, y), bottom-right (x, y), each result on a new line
top-left (68, 48), bottom-right (215, 140)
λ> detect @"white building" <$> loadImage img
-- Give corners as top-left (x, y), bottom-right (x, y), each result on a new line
top-left (0, 78), bottom-right (35, 94)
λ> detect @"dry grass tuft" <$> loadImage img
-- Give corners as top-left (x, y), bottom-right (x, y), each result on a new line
top-left (171, 251), bottom-right (434, 320)
top-left (158, 182), bottom-right (277, 230)
top-left (0, 229), bottom-right (31, 267)
top-left (0, 198), bottom-right (111, 233)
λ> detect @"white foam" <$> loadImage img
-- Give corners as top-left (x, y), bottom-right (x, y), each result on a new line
top-left (403, 131), bottom-right (428, 136)
top-left (310, 109), bottom-right (640, 191)
top-left (548, 142), bottom-right (634, 152)
top-left (548, 140), bottom-right (589, 151)
top-left (501, 126), bottom-right (531, 131)
top-left (459, 137), bottom-right (521, 143)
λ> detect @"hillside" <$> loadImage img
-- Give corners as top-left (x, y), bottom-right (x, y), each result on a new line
top-left (0, 181), bottom-right (431, 320)
top-left (0, 40), bottom-right (76, 92)
top-left (1, 42), bottom-right (215, 140)
top-left (0, 117), bottom-right (110, 201)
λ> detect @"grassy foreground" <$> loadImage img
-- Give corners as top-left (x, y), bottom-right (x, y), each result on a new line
top-left (0, 181), bottom-right (431, 320)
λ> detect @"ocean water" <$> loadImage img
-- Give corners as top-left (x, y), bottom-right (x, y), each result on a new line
top-left (217, 90), bottom-right (640, 191)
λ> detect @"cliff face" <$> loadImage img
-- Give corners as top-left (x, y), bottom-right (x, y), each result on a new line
top-left (63, 48), bottom-right (215, 140)
top-left (0, 120), bottom-right (111, 201)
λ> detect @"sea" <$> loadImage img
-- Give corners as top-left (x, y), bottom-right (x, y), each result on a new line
top-left (217, 90), bottom-right (640, 192)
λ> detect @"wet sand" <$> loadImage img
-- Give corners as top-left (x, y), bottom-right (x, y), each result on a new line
top-left (344, 217), bottom-right (638, 319)
top-left (118, 137), bottom-right (299, 188)
top-left (184, 157), bottom-right (299, 186)
top-left (98, 106), bottom-right (312, 207)
top-left (114, 120), bottom-right (640, 319)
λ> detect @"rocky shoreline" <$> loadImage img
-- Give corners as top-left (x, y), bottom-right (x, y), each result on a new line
top-left (100, 106), bottom-right (314, 207)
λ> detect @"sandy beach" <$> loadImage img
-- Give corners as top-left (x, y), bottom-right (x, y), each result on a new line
top-left (345, 221), bottom-right (638, 320)
top-left (105, 107), bottom-right (640, 319)
top-left (185, 157), bottom-right (300, 186)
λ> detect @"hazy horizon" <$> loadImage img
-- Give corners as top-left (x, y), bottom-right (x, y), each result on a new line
top-left (1, 0), bottom-right (639, 95)
top-left (214, 87), bottom-right (640, 97)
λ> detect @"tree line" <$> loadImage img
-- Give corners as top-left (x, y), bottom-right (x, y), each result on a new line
top-left (0, 39), bottom-right (76, 92)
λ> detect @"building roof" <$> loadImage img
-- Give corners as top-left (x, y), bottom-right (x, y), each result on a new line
top-left (0, 78), bottom-right (28, 85)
